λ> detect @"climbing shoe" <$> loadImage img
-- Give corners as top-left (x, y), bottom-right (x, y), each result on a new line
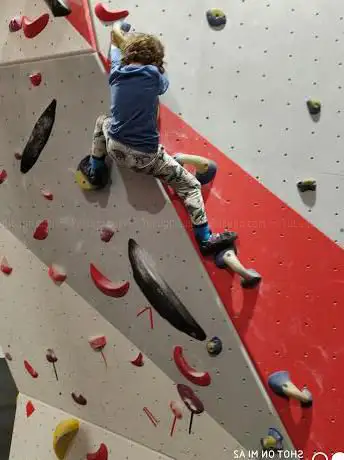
top-left (199, 231), bottom-right (238, 256)
top-left (77, 155), bottom-right (109, 190)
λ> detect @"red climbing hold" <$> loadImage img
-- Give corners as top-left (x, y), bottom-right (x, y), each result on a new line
top-left (173, 346), bottom-right (211, 387)
top-left (0, 170), bottom-right (8, 184)
top-left (41, 188), bottom-right (53, 200)
top-left (33, 219), bottom-right (49, 240)
top-left (24, 360), bottom-right (38, 378)
top-left (22, 14), bottom-right (50, 39)
top-left (87, 443), bottom-right (108, 460)
top-left (1, 257), bottom-right (13, 275)
top-left (30, 73), bottom-right (42, 87)
top-left (100, 226), bottom-right (114, 243)
top-left (90, 263), bottom-right (129, 297)
top-left (89, 335), bottom-right (107, 351)
top-left (94, 3), bottom-right (129, 22)
top-left (9, 17), bottom-right (23, 32)
top-left (48, 264), bottom-right (67, 285)
top-left (131, 352), bottom-right (144, 367)
top-left (26, 401), bottom-right (35, 418)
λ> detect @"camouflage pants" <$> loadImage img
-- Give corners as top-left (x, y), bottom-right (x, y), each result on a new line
top-left (92, 114), bottom-right (208, 226)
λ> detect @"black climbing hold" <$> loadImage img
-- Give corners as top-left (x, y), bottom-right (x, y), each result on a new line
top-left (44, 0), bottom-right (72, 17)
top-left (206, 9), bottom-right (227, 29)
top-left (20, 99), bottom-right (57, 174)
top-left (77, 155), bottom-right (109, 190)
top-left (128, 239), bottom-right (207, 341)
top-left (297, 179), bottom-right (316, 192)
top-left (206, 336), bottom-right (222, 356)
top-left (307, 99), bottom-right (321, 115)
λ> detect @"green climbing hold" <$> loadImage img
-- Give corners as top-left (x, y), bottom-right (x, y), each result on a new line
top-left (206, 9), bottom-right (226, 29)
top-left (307, 99), bottom-right (321, 115)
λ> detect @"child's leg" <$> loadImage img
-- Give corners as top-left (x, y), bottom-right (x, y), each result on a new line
top-left (91, 114), bottom-right (111, 159)
top-left (142, 146), bottom-right (237, 255)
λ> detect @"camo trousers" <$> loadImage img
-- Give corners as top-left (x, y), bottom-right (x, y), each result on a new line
top-left (92, 114), bottom-right (208, 226)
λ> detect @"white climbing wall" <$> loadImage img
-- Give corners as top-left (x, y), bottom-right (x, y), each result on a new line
top-left (93, 0), bottom-right (344, 245)
top-left (10, 394), bottom-right (174, 460)
top-left (0, 0), bottom-right (92, 66)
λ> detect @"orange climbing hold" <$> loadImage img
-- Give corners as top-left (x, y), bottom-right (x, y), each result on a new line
top-left (90, 263), bottom-right (129, 297)
top-left (94, 3), bottom-right (129, 22)
top-left (22, 14), bottom-right (50, 39)
top-left (1, 257), bottom-right (12, 275)
top-left (33, 219), bottom-right (49, 240)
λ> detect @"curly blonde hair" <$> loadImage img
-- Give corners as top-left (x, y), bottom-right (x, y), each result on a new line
top-left (121, 33), bottom-right (165, 74)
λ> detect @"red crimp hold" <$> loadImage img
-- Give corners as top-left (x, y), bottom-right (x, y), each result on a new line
top-left (94, 3), bottom-right (129, 22)
top-left (131, 352), bottom-right (144, 367)
top-left (30, 73), bottom-right (42, 87)
top-left (1, 257), bottom-right (13, 275)
top-left (33, 219), bottom-right (49, 240)
top-left (26, 401), bottom-right (35, 417)
top-left (0, 170), bottom-right (8, 184)
top-left (24, 360), bottom-right (38, 378)
top-left (22, 13), bottom-right (50, 39)
top-left (9, 17), bottom-right (23, 32)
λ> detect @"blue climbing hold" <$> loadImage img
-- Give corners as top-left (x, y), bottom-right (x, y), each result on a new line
top-left (196, 160), bottom-right (217, 185)
top-left (268, 371), bottom-right (290, 398)
top-left (120, 22), bottom-right (131, 33)
top-left (206, 9), bottom-right (227, 29)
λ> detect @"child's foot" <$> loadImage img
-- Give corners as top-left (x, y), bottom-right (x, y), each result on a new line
top-left (77, 155), bottom-right (109, 189)
top-left (199, 231), bottom-right (238, 256)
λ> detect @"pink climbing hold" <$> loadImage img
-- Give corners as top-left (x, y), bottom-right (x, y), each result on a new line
top-left (0, 170), bottom-right (8, 184)
top-left (1, 257), bottom-right (13, 275)
top-left (41, 188), bottom-right (53, 200)
top-left (30, 73), bottom-right (42, 87)
top-left (9, 17), bottom-right (23, 32)
top-left (94, 3), bottom-right (129, 22)
top-left (22, 14), bottom-right (50, 39)
top-left (33, 219), bottom-right (49, 240)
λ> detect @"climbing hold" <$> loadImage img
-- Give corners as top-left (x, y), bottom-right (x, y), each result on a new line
top-left (53, 419), bottom-right (79, 460)
top-left (94, 3), bottom-right (129, 22)
top-left (71, 393), bottom-right (87, 406)
top-left (120, 22), bottom-right (131, 33)
top-left (169, 400), bottom-right (183, 437)
top-left (131, 352), bottom-right (144, 367)
top-left (90, 263), bottom-right (130, 297)
top-left (87, 443), bottom-right (108, 460)
top-left (5, 352), bottom-right (12, 361)
top-left (20, 99), bottom-right (57, 174)
top-left (215, 248), bottom-right (261, 288)
top-left (22, 14), bottom-right (50, 39)
top-left (88, 335), bottom-right (107, 367)
top-left (48, 265), bottom-right (67, 285)
top-left (1, 257), bottom-right (13, 275)
top-left (33, 219), bottom-right (49, 240)
top-left (206, 336), bottom-right (222, 356)
top-left (99, 225), bottom-right (114, 242)
top-left (173, 346), bottom-right (211, 387)
top-left (26, 401), bottom-right (35, 418)
top-left (174, 153), bottom-right (217, 185)
top-left (30, 73), bottom-right (42, 87)
top-left (9, 17), bottom-right (23, 32)
top-left (24, 360), bottom-right (38, 378)
top-left (128, 239), bottom-right (207, 341)
top-left (261, 428), bottom-right (283, 450)
top-left (14, 152), bottom-right (22, 160)
top-left (297, 178), bottom-right (316, 192)
top-left (75, 155), bottom-right (109, 190)
top-left (268, 370), bottom-right (313, 407)
top-left (46, 349), bottom-right (58, 380)
top-left (206, 9), bottom-right (227, 29)
top-left (44, 0), bottom-right (72, 17)
top-left (307, 99), bottom-right (321, 115)
top-left (0, 170), bottom-right (8, 184)
top-left (177, 384), bottom-right (204, 434)
top-left (41, 188), bottom-right (53, 200)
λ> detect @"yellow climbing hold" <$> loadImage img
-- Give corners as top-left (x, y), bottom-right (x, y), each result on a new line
top-left (53, 418), bottom-right (80, 459)
top-left (75, 170), bottom-right (97, 191)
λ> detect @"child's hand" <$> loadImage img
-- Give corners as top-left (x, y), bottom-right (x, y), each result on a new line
top-left (111, 27), bottom-right (126, 49)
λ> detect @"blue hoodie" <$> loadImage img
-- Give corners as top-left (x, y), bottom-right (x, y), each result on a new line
top-left (108, 46), bottom-right (169, 154)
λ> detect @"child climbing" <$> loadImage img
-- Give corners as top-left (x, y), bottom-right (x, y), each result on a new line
top-left (77, 26), bottom-right (237, 256)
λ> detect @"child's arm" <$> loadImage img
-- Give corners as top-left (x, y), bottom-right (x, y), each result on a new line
top-left (158, 73), bottom-right (169, 95)
top-left (109, 27), bottom-right (127, 73)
